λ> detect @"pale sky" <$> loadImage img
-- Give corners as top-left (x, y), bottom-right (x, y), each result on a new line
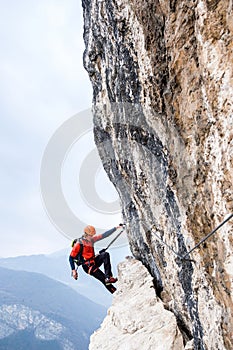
top-left (0, 0), bottom-right (123, 257)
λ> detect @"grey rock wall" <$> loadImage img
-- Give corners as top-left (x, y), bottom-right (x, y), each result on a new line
top-left (82, 1), bottom-right (233, 349)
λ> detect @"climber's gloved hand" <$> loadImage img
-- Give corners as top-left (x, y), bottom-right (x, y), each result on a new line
top-left (117, 223), bottom-right (126, 229)
top-left (99, 249), bottom-right (106, 254)
top-left (72, 269), bottom-right (78, 280)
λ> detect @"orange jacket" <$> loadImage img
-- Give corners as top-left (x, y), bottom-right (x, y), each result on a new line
top-left (69, 227), bottom-right (116, 268)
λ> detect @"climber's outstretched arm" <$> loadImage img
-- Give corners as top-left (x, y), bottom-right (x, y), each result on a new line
top-left (93, 227), bottom-right (120, 242)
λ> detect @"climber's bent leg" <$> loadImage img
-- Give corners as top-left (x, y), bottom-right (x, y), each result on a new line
top-left (82, 264), bottom-right (116, 294)
top-left (95, 251), bottom-right (113, 279)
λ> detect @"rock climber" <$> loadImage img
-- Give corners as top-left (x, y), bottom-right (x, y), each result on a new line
top-left (69, 225), bottom-right (122, 294)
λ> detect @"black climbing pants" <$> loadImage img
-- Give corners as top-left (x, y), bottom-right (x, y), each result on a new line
top-left (82, 251), bottom-right (116, 294)
top-left (95, 251), bottom-right (113, 278)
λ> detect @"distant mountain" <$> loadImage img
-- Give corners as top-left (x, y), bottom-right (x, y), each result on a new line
top-left (0, 329), bottom-right (62, 350)
top-left (0, 330), bottom-right (62, 350)
top-left (0, 266), bottom-right (106, 350)
top-left (0, 252), bottom-right (70, 283)
top-left (0, 245), bottom-right (131, 307)
top-left (0, 250), bottom-right (111, 306)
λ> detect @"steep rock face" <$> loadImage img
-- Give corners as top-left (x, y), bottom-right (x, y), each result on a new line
top-left (90, 258), bottom-right (186, 350)
top-left (82, 1), bottom-right (233, 349)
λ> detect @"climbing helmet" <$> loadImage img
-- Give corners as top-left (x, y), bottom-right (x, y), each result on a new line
top-left (84, 225), bottom-right (96, 236)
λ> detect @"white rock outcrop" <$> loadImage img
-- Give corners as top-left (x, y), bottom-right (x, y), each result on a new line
top-left (89, 258), bottom-right (185, 350)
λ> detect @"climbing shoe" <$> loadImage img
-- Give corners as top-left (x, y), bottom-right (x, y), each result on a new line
top-left (105, 277), bottom-right (118, 285)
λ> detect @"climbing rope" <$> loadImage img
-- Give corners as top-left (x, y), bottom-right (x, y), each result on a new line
top-left (182, 213), bottom-right (233, 259)
top-left (142, 213), bottom-right (233, 262)
top-left (141, 221), bottom-right (184, 260)
top-left (100, 224), bottom-right (126, 252)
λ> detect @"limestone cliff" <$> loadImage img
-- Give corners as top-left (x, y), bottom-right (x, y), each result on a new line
top-left (90, 258), bottom-right (188, 350)
top-left (82, 1), bottom-right (233, 349)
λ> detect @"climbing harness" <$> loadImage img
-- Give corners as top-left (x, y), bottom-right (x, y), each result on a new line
top-left (143, 213), bottom-right (233, 262)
